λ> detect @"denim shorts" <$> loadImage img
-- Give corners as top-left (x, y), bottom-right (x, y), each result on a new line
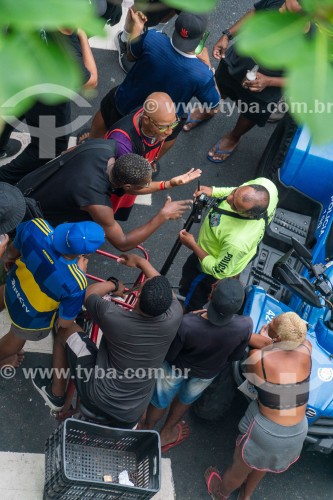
top-left (151, 361), bottom-right (215, 407)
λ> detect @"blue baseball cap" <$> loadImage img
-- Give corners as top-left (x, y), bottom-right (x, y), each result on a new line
top-left (52, 221), bottom-right (105, 255)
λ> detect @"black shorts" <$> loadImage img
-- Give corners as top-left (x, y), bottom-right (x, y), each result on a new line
top-left (100, 86), bottom-right (123, 131)
top-left (215, 60), bottom-right (280, 127)
top-left (179, 253), bottom-right (217, 312)
top-left (66, 331), bottom-right (137, 429)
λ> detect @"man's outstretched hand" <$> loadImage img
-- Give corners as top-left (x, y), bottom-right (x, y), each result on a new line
top-left (170, 168), bottom-right (202, 187)
top-left (160, 196), bottom-right (192, 220)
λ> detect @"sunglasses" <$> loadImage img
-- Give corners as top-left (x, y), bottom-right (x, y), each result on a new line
top-left (147, 115), bottom-right (180, 133)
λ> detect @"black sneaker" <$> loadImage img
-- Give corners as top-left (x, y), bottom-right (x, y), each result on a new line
top-left (114, 31), bottom-right (135, 74)
top-left (32, 371), bottom-right (65, 411)
top-left (0, 150), bottom-right (7, 159)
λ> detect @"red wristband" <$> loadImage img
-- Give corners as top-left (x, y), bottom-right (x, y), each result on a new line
top-left (160, 181), bottom-right (166, 190)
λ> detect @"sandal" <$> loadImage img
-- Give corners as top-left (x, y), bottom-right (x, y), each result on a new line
top-left (204, 466), bottom-right (228, 500)
top-left (207, 139), bottom-right (239, 164)
top-left (183, 114), bottom-right (212, 132)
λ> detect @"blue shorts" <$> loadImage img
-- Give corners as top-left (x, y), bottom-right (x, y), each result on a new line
top-left (151, 361), bottom-right (215, 407)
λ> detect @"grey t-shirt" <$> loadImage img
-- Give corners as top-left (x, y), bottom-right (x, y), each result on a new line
top-left (85, 294), bottom-right (183, 423)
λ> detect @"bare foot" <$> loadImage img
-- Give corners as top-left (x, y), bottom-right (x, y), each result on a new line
top-left (207, 134), bottom-right (240, 162)
top-left (160, 420), bottom-right (190, 451)
top-left (0, 349), bottom-right (25, 368)
top-left (183, 109), bottom-right (213, 132)
top-left (204, 466), bottom-right (227, 500)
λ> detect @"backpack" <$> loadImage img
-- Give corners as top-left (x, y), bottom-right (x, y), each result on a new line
top-left (16, 140), bottom-right (116, 221)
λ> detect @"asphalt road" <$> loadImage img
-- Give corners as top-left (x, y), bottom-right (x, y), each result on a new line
top-left (0, 1), bottom-right (332, 499)
top-left (85, 1), bottom-right (333, 497)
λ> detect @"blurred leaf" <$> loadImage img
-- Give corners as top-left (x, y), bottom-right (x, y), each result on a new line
top-left (302, 0), bottom-right (333, 13)
top-left (0, 31), bottom-right (81, 117)
top-left (301, 0), bottom-right (333, 23)
top-left (285, 30), bottom-right (333, 144)
top-left (151, 0), bottom-right (219, 13)
top-left (0, 0), bottom-right (103, 36)
top-left (237, 11), bottom-right (310, 69)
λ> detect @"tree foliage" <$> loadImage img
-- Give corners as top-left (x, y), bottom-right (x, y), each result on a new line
top-left (1, 0), bottom-right (332, 144)
top-left (160, 0), bottom-right (219, 13)
top-left (237, 1), bottom-right (333, 144)
top-left (0, 0), bottom-right (103, 119)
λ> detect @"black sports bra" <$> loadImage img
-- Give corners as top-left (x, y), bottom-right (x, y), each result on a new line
top-left (255, 344), bottom-right (311, 410)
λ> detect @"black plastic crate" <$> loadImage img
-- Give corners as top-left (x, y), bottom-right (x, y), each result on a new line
top-left (44, 419), bottom-right (161, 499)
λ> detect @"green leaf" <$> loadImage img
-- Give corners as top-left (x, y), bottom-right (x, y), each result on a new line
top-left (301, 0), bottom-right (333, 24)
top-left (145, 0), bottom-right (219, 13)
top-left (0, 0), bottom-right (103, 36)
top-left (237, 11), bottom-right (310, 69)
top-left (0, 31), bottom-right (81, 118)
top-left (301, 0), bottom-right (333, 14)
top-left (285, 30), bottom-right (333, 144)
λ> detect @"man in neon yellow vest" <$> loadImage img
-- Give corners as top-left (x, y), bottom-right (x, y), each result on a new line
top-left (179, 177), bottom-right (278, 311)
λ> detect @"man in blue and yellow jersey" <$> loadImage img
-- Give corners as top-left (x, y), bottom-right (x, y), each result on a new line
top-left (0, 219), bottom-right (105, 408)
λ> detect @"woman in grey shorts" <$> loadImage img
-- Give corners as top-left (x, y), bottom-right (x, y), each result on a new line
top-left (205, 311), bottom-right (312, 499)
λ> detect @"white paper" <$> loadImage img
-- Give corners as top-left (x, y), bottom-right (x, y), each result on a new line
top-left (119, 470), bottom-right (134, 486)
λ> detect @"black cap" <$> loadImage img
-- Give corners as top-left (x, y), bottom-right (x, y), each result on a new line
top-left (207, 279), bottom-right (244, 326)
top-left (0, 182), bottom-right (26, 234)
top-left (172, 12), bottom-right (208, 52)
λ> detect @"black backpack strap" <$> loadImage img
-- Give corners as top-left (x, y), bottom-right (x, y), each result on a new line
top-left (17, 140), bottom-right (116, 196)
top-left (211, 197), bottom-right (269, 227)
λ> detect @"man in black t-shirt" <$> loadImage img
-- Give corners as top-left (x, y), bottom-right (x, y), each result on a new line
top-left (23, 140), bottom-right (191, 251)
top-left (142, 278), bottom-right (253, 452)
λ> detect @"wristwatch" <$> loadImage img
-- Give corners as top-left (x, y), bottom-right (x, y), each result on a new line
top-left (222, 29), bottom-right (233, 41)
top-left (107, 276), bottom-right (119, 292)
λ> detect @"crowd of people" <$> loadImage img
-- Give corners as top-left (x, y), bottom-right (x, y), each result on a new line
top-left (0, 1), bottom-right (312, 498)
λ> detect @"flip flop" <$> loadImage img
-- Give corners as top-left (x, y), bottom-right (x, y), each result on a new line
top-left (207, 140), bottom-right (239, 164)
top-left (183, 116), bottom-right (212, 132)
top-left (161, 421), bottom-right (190, 453)
top-left (204, 467), bottom-right (226, 499)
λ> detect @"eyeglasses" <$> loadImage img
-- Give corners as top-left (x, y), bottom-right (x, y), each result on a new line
top-left (147, 115), bottom-right (180, 133)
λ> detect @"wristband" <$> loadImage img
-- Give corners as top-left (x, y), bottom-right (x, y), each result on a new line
top-left (222, 29), bottom-right (233, 41)
top-left (107, 276), bottom-right (119, 292)
top-left (159, 181), bottom-right (166, 190)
